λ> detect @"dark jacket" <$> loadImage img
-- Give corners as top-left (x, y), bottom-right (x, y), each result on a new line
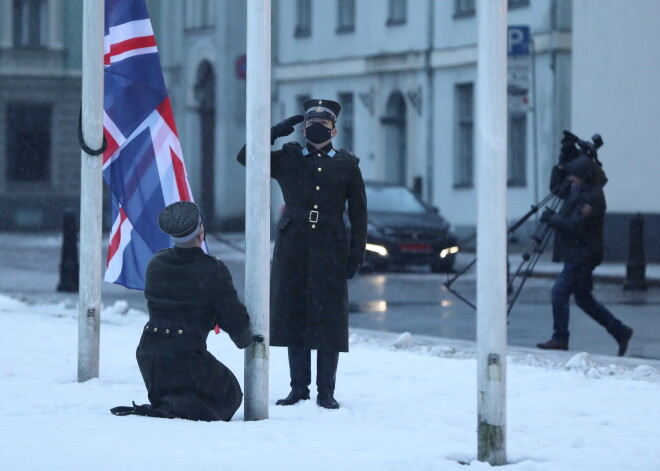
top-left (545, 183), bottom-right (606, 267)
top-left (237, 141), bottom-right (367, 352)
top-left (138, 246), bottom-right (252, 421)
top-left (548, 156), bottom-right (608, 262)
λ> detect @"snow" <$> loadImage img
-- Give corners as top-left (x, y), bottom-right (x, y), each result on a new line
top-left (1, 294), bottom-right (659, 470)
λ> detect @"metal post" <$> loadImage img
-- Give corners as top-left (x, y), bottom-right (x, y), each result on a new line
top-left (244, 0), bottom-right (271, 421)
top-left (476, 0), bottom-right (508, 465)
top-left (77, 0), bottom-right (104, 382)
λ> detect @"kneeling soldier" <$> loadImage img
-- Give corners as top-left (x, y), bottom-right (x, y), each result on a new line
top-left (111, 201), bottom-right (260, 421)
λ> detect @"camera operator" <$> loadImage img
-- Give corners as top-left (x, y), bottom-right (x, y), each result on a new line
top-left (537, 153), bottom-right (633, 356)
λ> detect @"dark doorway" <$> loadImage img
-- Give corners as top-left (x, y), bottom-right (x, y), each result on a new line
top-left (381, 92), bottom-right (407, 185)
top-left (194, 61), bottom-right (216, 227)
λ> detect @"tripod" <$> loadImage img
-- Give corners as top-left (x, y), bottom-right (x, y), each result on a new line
top-left (443, 191), bottom-right (561, 313)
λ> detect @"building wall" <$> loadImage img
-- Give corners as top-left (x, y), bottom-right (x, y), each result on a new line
top-left (0, 0), bottom-right (83, 230)
top-left (572, 0), bottom-right (660, 261)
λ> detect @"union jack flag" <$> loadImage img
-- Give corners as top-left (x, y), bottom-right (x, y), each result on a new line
top-left (103, 0), bottom-right (194, 289)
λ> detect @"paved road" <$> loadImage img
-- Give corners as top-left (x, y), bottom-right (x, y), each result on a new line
top-left (2, 232), bottom-right (659, 360)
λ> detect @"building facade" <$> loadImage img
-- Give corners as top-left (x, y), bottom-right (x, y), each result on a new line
top-left (1, 0), bottom-right (657, 261)
top-left (0, 0), bottom-right (83, 229)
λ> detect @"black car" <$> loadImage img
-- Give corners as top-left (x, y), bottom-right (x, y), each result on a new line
top-left (361, 181), bottom-right (459, 273)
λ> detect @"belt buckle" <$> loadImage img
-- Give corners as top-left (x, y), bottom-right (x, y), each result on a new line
top-left (309, 210), bottom-right (319, 223)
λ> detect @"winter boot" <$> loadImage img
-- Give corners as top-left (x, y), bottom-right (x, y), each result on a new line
top-left (536, 339), bottom-right (569, 351)
top-left (276, 347), bottom-right (311, 406)
top-left (614, 326), bottom-right (633, 357)
top-left (316, 351), bottom-right (340, 409)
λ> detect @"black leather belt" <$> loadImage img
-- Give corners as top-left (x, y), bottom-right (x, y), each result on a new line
top-left (283, 206), bottom-right (343, 226)
top-left (143, 318), bottom-right (209, 340)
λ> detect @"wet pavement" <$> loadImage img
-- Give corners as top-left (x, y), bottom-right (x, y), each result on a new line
top-left (2, 231), bottom-right (659, 360)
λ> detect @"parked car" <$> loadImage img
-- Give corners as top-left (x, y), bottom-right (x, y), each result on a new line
top-left (360, 181), bottom-right (459, 273)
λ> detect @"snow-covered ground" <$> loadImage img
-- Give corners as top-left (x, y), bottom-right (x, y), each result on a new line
top-left (1, 293), bottom-right (659, 470)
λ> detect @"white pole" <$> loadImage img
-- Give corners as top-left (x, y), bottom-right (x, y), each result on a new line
top-left (476, 0), bottom-right (508, 464)
top-left (244, 0), bottom-right (271, 421)
top-left (77, 0), bottom-right (104, 382)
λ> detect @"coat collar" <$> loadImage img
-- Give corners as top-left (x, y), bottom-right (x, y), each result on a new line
top-left (303, 143), bottom-right (336, 158)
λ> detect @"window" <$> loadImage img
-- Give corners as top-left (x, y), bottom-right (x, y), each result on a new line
top-left (337, 93), bottom-right (354, 151)
top-left (6, 103), bottom-right (52, 183)
top-left (508, 111), bottom-right (527, 186)
top-left (13, 0), bottom-right (48, 48)
top-left (337, 0), bottom-right (355, 33)
top-left (185, 0), bottom-right (215, 29)
top-left (508, 0), bottom-right (530, 9)
top-left (387, 0), bottom-right (406, 25)
top-left (454, 0), bottom-right (475, 18)
top-left (295, 0), bottom-right (311, 37)
top-left (454, 84), bottom-right (474, 188)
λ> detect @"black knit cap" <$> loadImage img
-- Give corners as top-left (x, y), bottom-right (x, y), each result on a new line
top-left (158, 201), bottom-right (202, 243)
top-left (303, 98), bottom-right (341, 122)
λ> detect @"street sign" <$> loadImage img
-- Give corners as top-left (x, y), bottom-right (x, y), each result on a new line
top-left (507, 25), bottom-right (531, 110)
top-left (508, 25), bottom-right (531, 56)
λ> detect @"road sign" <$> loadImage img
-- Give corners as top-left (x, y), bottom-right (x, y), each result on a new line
top-left (508, 25), bottom-right (530, 56)
top-left (507, 25), bottom-right (531, 110)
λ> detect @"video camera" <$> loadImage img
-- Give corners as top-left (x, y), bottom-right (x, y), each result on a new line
top-left (559, 130), bottom-right (604, 165)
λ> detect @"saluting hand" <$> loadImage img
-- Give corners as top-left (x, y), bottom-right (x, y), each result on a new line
top-left (271, 115), bottom-right (304, 145)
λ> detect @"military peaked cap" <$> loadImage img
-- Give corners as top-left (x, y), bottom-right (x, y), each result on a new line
top-left (158, 201), bottom-right (202, 243)
top-left (303, 98), bottom-right (341, 122)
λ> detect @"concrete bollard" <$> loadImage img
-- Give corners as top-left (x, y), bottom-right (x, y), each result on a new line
top-left (623, 213), bottom-right (647, 291)
top-left (57, 210), bottom-right (79, 292)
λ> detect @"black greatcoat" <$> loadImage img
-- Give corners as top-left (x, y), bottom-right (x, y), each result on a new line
top-left (139, 246), bottom-right (253, 421)
top-left (238, 142), bottom-right (367, 352)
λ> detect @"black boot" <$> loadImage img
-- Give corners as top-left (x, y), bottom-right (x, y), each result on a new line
top-left (536, 338), bottom-right (569, 351)
top-left (316, 351), bottom-right (340, 409)
top-left (276, 347), bottom-right (311, 406)
top-left (614, 326), bottom-right (633, 357)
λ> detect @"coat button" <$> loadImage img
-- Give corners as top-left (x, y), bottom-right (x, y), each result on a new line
top-left (314, 204), bottom-right (318, 209)
top-left (311, 224), bottom-right (316, 228)
top-left (153, 327), bottom-right (158, 332)
top-left (317, 153), bottom-right (321, 157)
top-left (318, 167), bottom-right (322, 172)
top-left (165, 329), bottom-right (170, 334)
top-left (316, 186), bottom-right (320, 190)
top-left (145, 325), bottom-right (149, 330)
top-left (178, 329), bottom-right (183, 335)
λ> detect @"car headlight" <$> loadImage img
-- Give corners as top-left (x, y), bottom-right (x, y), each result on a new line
top-left (439, 246), bottom-right (459, 259)
top-left (366, 243), bottom-right (388, 256)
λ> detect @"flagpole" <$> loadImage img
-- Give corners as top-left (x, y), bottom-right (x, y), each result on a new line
top-left (77, 0), bottom-right (105, 382)
top-left (476, 0), bottom-right (508, 464)
top-left (244, 0), bottom-right (271, 421)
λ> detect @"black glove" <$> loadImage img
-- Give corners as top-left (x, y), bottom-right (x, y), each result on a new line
top-left (346, 264), bottom-right (359, 280)
top-left (270, 115), bottom-right (304, 145)
top-left (540, 208), bottom-right (555, 224)
top-left (252, 334), bottom-right (264, 343)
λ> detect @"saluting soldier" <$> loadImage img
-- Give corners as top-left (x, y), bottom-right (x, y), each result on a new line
top-left (111, 201), bottom-right (261, 421)
top-left (237, 98), bottom-right (367, 409)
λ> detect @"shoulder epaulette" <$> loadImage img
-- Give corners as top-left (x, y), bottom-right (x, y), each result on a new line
top-left (336, 148), bottom-right (360, 164)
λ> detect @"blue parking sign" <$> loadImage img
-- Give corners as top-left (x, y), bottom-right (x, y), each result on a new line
top-left (508, 25), bottom-right (530, 56)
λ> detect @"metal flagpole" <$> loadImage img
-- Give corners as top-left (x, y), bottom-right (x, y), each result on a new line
top-left (476, 0), bottom-right (508, 464)
top-left (77, 0), bottom-right (104, 382)
top-left (244, 0), bottom-right (271, 421)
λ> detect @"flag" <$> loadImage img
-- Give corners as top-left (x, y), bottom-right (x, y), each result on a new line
top-left (103, 0), bottom-right (194, 290)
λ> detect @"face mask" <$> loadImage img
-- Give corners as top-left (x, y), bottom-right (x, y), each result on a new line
top-left (305, 122), bottom-right (332, 144)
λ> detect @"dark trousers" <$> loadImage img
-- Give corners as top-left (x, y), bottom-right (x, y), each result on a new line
top-left (287, 347), bottom-right (339, 395)
top-left (551, 262), bottom-right (625, 343)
